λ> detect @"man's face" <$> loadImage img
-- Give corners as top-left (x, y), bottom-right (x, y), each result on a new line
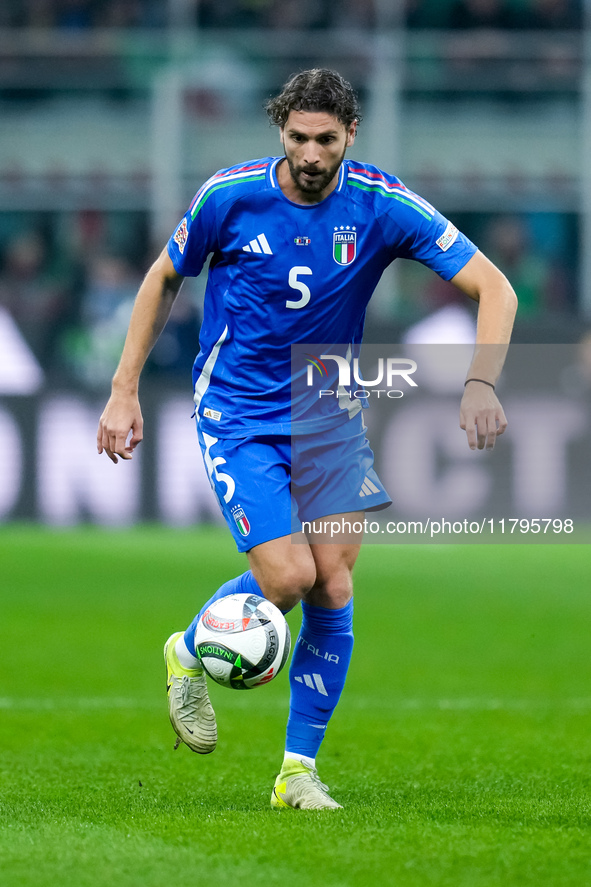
top-left (280, 110), bottom-right (356, 202)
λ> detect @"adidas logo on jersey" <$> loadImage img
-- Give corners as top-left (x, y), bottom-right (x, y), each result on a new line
top-left (294, 673), bottom-right (328, 696)
top-left (242, 233), bottom-right (273, 254)
top-left (359, 476), bottom-right (381, 497)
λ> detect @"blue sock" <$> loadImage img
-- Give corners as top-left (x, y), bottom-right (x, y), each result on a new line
top-left (285, 599), bottom-right (354, 760)
top-left (183, 570), bottom-right (263, 656)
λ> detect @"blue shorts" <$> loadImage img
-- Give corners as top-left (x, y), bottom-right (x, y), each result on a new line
top-left (196, 413), bottom-right (391, 552)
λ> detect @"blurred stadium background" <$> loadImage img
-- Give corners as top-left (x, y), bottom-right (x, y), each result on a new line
top-left (0, 0), bottom-right (589, 525)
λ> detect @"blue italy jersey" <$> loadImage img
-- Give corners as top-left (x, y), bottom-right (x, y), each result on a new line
top-left (167, 157), bottom-right (477, 438)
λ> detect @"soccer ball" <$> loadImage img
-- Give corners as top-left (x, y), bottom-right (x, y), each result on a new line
top-left (195, 593), bottom-right (291, 689)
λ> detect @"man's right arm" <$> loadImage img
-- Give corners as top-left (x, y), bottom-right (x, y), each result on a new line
top-left (97, 247), bottom-right (184, 464)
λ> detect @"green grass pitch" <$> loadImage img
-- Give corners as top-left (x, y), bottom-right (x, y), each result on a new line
top-left (1, 525), bottom-right (590, 886)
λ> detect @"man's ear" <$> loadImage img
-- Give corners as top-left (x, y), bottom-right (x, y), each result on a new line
top-left (346, 120), bottom-right (357, 148)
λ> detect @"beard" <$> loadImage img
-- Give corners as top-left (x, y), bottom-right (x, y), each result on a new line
top-left (284, 147), bottom-right (346, 196)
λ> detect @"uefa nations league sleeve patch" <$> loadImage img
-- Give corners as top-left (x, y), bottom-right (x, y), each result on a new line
top-left (436, 221), bottom-right (459, 252)
top-left (174, 219), bottom-right (189, 254)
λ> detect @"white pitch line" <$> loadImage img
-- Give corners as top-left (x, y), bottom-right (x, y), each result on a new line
top-left (347, 697), bottom-right (591, 712)
top-left (1, 697), bottom-right (591, 713)
top-left (0, 697), bottom-right (160, 711)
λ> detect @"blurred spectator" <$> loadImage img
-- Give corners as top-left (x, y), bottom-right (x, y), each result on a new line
top-left (16, 0), bottom-right (55, 28)
top-left (198, 0), bottom-right (269, 28)
top-left (521, 0), bottom-right (582, 29)
top-left (59, 252), bottom-right (202, 386)
top-left (407, 0), bottom-right (583, 28)
top-left (266, 0), bottom-right (330, 29)
top-left (447, 0), bottom-right (522, 29)
top-left (482, 215), bottom-right (572, 318)
top-left (325, 0), bottom-right (376, 29)
top-left (396, 248), bottom-right (478, 330)
top-left (0, 230), bottom-right (71, 368)
top-left (0, 0), bottom-right (583, 29)
top-left (0, 305), bottom-right (45, 394)
top-left (81, 254), bottom-right (139, 327)
top-left (395, 210), bottom-right (576, 331)
top-left (54, 0), bottom-right (94, 30)
top-left (145, 284), bottom-right (202, 379)
top-left (405, 0), bottom-right (454, 28)
top-left (0, 0), bottom-right (160, 28)
top-left (62, 254), bottom-right (141, 387)
top-left (95, 0), bottom-right (146, 28)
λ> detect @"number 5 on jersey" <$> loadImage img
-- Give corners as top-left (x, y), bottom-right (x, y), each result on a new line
top-left (286, 266), bottom-right (312, 309)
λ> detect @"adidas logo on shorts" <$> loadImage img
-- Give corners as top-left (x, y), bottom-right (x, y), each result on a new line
top-left (359, 476), bottom-right (380, 497)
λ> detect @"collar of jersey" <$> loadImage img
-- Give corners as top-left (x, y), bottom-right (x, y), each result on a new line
top-left (268, 158), bottom-right (346, 207)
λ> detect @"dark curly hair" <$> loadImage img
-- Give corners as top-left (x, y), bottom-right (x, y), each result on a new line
top-left (265, 68), bottom-right (362, 130)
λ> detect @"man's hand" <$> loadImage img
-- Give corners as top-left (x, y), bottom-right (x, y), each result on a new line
top-left (95, 248), bottom-right (183, 465)
top-left (460, 380), bottom-right (507, 450)
top-left (97, 392), bottom-right (143, 464)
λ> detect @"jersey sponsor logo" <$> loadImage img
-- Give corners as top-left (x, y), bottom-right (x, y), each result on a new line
top-left (203, 407), bottom-right (222, 421)
top-left (242, 233), bottom-right (273, 255)
top-left (294, 236), bottom-right (311, 246)
top-left (173, 218), bottom-right (188, 254)
top-left (436, 221), bottom-right (459, 252)
top-left (231, 504), bottom-right (251, 537)
top-left (333, 227), bottom-right (357, 265)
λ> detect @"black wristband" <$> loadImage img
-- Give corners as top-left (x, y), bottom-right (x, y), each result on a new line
top-left (464, 378), bottom-right (495, 390)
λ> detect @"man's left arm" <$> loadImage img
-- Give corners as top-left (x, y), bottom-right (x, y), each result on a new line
top-left (450, 250), bottom-right (518, 450)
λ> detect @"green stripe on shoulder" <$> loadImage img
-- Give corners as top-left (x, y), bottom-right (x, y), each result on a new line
top-left (191, 174), bottom-right (267, 219)
top-left (348, 181), bottom-right (433, 221)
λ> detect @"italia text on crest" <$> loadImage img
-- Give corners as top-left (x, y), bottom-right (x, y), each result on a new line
top-left (333, 226), bottom-right (357, 266)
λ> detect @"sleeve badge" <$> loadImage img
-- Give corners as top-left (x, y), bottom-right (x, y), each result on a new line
top-left (436, 221), bottom-right (459, 252)
top-left (173, 218), bottom-right (189, 254)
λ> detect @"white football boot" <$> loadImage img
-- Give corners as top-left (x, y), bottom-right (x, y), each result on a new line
top-left (271, 759), bottom-right (343, 810)
top-left (164, 632), bottom-right (217, 754)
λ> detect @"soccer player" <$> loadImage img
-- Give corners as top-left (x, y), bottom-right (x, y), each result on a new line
top-left (97, 69), bottom-right (517, 810)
